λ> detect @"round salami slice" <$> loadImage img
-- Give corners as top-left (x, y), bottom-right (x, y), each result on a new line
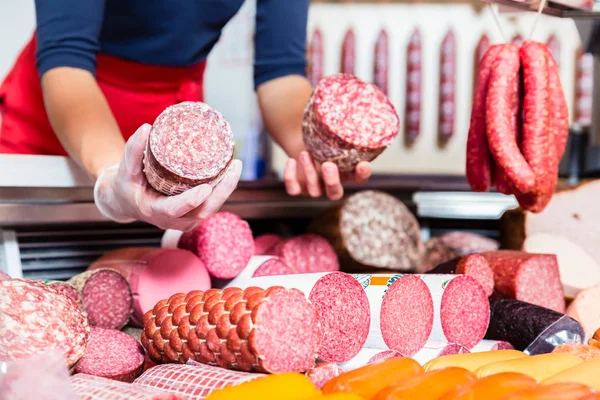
top-left (302, 74), bottom-right (400, 172)
top-left (89, 248), bottom-right (211, 327)
top-left (143, 101), bottom-right (235, 196)
top-left (253, 234), bottom-right (283, 256)
top-left (267, 234), bottom-right (339, 274)
top-left (0, 270), bottom-right (10, 281)
top-left (45, 281), bottom-right (85, 311)
top-left (305, 362), bottom-right (344, 389)
top-left (427, 254), bottom-right (495, 297)
top-left (0, 279), bottom-right (90, 366)
top-left (178, 212), bottom-right (254, 279)
top-left (74, 326), bottom-right (145, 382)
top-left (68, 269), bottom-right (133, 330)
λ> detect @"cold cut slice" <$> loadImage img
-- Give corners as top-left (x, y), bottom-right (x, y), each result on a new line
top-left (72, 374), bottom-right (183, 400)
top-left (45, 280), bottom-right (85, 311)
top-left (143, 101), bottom-right (235, 196)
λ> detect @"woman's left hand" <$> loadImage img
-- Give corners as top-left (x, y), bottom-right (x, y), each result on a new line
top-left (283, 150), bottom-right (372, 201)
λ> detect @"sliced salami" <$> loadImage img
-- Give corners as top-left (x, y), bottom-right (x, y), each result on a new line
top-left (427, 253), bottom-right (495, 297)
top-left (178, 212), bottom-right (255, 279)
top-left (74, 326), bottom-right (145, 382)
top-left (44, 280), bottom-right (85, 311)
top-left (143, 101), bottom-right (235, 196)
top-left (229, 272), bottom-right (370, 363)
top-left (141, 287), bottom-right (321, 373)
top-left (68, 269), bottom-right (133, 329)
top-left (306, 362), bottom-right (344, 389)
top-left (302, 74), bottom-right (399, 172)
top-left (89, 248), bottom-right (211, 327)
top-left (71, 374), bottom-right (183, 400)
top-left (253, 234), bottom-right (283, 256)
top-left (0, 279), bottom-right (90, 367)
top-left (266, 234), bottom-right (339, 274)
top-left (309, 190), bottom-right (424, 272)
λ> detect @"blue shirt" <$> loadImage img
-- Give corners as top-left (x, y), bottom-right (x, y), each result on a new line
top-left (35, 0), bottom-right (309, 89)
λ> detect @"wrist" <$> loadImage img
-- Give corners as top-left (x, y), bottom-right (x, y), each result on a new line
top-left (93, 166), bottom-right (135, 223)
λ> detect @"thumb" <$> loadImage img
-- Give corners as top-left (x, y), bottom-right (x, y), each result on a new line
top-left (123, 124), bottom-right (152, 176)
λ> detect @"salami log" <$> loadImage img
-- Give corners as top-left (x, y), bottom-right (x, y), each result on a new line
top-left (546, 34), bottom-right (561, 68)
top-left (228, 272), bottom-right (370, 363)
top-left (302, 74), bottom-right (400, 172)
top-left (439, 30), bottom-right (457, 141)
top-left (420, 237), bottom-right (460, 273)
top-left (88, 247), bottom-right (211, 327)
top-left (71, 374), bottom-right (183, 400)
top-left (141, 286), bottom-right (322, 373)
top-left (405, 27), bottom-right (422, 143)
top-left (308, 28), bottom-right (324, 87)
top-left (473, 33), bottom-right (490, 97)
top-left (0, 279), bottom-right (90, 367)
top-left (177, 212), bottom-right (255, 279)
top-left (481, 251), bottom-right (565, 313)
top-left (74, 326), bottom-right (145, 382)
top-left (574, 48), bottom-right (593, 127)
top-left (309, 190), bottom-right (424, 272)
top-left (266, 234), bottom-right (339, 274)
top-left (341, 28), bottom-right (356, 75)
top-left (306, 362), bottom-right (344, 389)
top-left (438, 231), bottom-right (499, 255)
top-left (373, 29), bottom-right (389, 95)
top-left (44, 280), bottom-right (85, 311)
top-left (485, 298), bottom-right (585, 355)
top-left (566, 285), bottom-right (600, 341)
top-left (143, 101), bottom-right (235, 196)
top-left (253, 234), bottom-right (283, 256)
top-left (134, 362), bottom-right (264, 399)
top-left (427, 253), bottom-right (494, 297)
top-left (68, 269), bottom-right (133, 329)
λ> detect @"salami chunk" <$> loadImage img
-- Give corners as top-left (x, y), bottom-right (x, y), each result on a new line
top-left (178, 212), bottom-right (254, 279)
top-left (267, 234), bottom-right (339, 274)
top-left (0, 279), bottom-right (90, 367)
top-left (302, 74), bottom-right (400, 172)
top-left (143, 101), bottom-right (235, 196)
top-left (427, 253), bottom-right (495, 297)
top-left (75, 327), bottom-right (145, 382)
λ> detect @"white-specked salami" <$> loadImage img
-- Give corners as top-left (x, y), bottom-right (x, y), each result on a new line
top-left (68, 269), bottom-right (133, 330)
top-left (75, 327), bottom-right (144, 382)
top-left (45, 280), bottom-right (85, 311)
top-left (178, 212), bottom-right (254, 279)
top-left (141, 287), bottom-right (321, 373)
top-left (310, 190), bottom-right (424, 272)
top-left (143, 101), bottom-right (235, 196)
top-left (71, 374), bottom-right (182, 400)
top-left (253, 234), bottom-right (283, 256)
top-left (306, 362), bottom-right (343, 389)
top-left (228, 272), bottom-right (370, 363)
top-left (267, 234), bottom-right (339, 274)
top-left (302, 74), bottom-right (399, 172)
top-left (0, 279), bottom-right (90, 366)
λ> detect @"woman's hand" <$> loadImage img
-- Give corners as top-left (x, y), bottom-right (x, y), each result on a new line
top-left (93, 123), bottom-right (242, 231)
top-left (283, 150), bottom-right (372, 201)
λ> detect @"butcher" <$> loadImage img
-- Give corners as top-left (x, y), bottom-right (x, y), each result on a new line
top-left (0, 0), bottom-right (372, 230)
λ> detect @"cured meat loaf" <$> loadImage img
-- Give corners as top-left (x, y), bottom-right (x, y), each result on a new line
top-left (566, 284), bottom-right (600, 341)
top-left (427, 253), bottom-right (495, 297)
top-left (485, 298), bottom-right (585, 355)
top-left (302, 74), bottom-right (399, 172)
top-left (253, 234), bottom-right (283, 255)
top-left (306, 362), bottom-right (343, 389)
top-left (68, 268), bottom-right (133, 329)
top-left (228, 272), bottom-right (370, 363)
top-left (438, 231), bottom-right (499, 255)
top-left (309, 190), bottom-right (424, 272)
top-left (74, 326), bottom-right (145, 382)
top-left (134, 362), bottom-right (264, 399)
top-left (88, 247), bottom-right (211, 327)
top-left (266, 234), bottom-right (339, 274)
top-left (0, 279), bottom-right (90, 367)
top-left (71, 374), bottom-right (183, 400)
top-left (420, 237), bottom-right (460, 273)
top-left (141, 286), bottom-right (322, 373)
top-left (177, 212), bottom-right (255, 279)
top-left (481, 251), bottom-right (565, 313)
top-left (143, 101), bottom-right (234, 196)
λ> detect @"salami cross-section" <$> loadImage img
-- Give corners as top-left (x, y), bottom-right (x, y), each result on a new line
top-left (302, 74), bottom-right (400, 172)
top-left (143, 101), bottom-right (235, 196)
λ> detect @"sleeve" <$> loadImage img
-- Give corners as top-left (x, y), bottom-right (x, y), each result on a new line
top-left (35, 0), bottom-right (106, 77)
top-left (253, 0), bottom-right (309, 89)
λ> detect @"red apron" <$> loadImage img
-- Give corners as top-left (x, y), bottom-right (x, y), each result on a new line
top-left (0, 35), bottom-right (206, 155)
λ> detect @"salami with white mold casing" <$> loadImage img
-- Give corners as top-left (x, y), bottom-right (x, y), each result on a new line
top-left (309, 190), bottom-right (424, 272)
top-left (405, 27), bottom-right (422, 144)
top-left (0, 279), bottom-right (90, 367)
top-left (228, 272), bottom-right (370, 363)
top-left (439, 29), bottom-right (456, 141)
top-left (308, 28), bottom-right (324, 87)
top-left (265, 234), bottom-right (339, 274)
top-left (302, 74), bottom-right (400, 172)
top-left (340, 28), bottom-right (356, 75)
top-left (141, 286), bottom-right (322, 373)
top-left (373, 28), bottom-right (389, 95)
top-left (143, 101), bottom-right (235, 197)
top-left (574, 48), bottom-right (594, 126)
top-left (72, 374), bottom-right (183, 400)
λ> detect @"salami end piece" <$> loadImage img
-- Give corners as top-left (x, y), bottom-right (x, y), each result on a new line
top-left (0, 279), bottom-right (90, 367)
top-left (306, 362), bottom-right (344, 389)
top-left (253, 234), bottom-right (283, 256)
top-left (68, 269), bottom-right (133, 329)
top-left (75, 327), bottom-right (145, 382)
top-left (178, 212), bottom-right (255, 279)
top-left (302, 74), bottom-right (400, 172)
top-left (267, 234), bottom-right (339, 274)
top-left (71, 374), bottom-right (183, 400)
top-left (143, 101), bottom-right (235, 196)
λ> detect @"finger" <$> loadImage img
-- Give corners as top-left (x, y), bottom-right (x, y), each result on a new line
top-left (283, 159), bottom-right (302, 196)
top-left (300, 151), bottom-right (322, 198)
top-left (123, 124), bottom-right (152, 176)
top-left (354, 161), bottom-right (372, 184)
top-left (321, 162), bottom-right (344, 201)
top-left (150, 184), bottom-right (213, 219)
top-left (188, 159), bottom-right (242, 218)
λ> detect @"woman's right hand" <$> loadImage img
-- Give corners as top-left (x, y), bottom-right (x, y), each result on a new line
top-left (93, 123), bottom-right (242, 231)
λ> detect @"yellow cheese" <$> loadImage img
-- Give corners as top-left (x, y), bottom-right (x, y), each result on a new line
top-left (205, 373), bottom-right (320, 400)
top-left (542, 357), bottom-right (600, 389)
top-left (423, 350), bottom-right (527, 372)
top-left (475, 353), bottom-right (583, 381)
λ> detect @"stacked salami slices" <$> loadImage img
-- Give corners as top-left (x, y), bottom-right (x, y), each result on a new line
top-left (466, 41), bottom-right (568, 213)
